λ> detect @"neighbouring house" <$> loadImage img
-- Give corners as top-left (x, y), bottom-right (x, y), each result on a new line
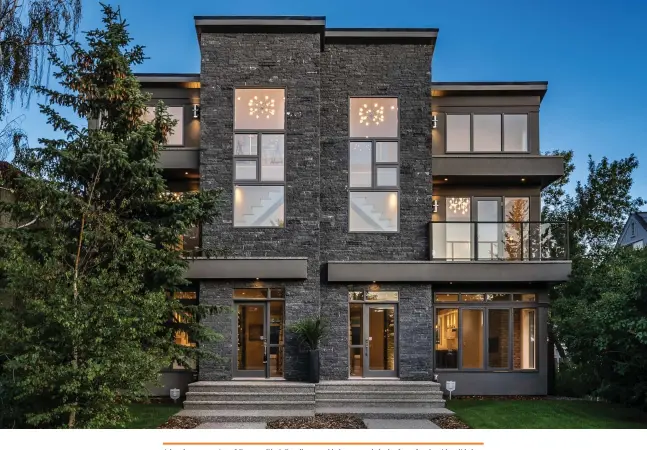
top-left (138, 15), bottom-right (571, 398)
top-left (616, 212), bottom-right (647, 250)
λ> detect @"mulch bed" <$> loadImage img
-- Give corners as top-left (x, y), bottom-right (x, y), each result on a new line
top-left (431, 416), bottom-right (470, 429)
top-left (157, 416), bottom-right (199, 429)
top-left (267, 414), bottom-right (366, 429)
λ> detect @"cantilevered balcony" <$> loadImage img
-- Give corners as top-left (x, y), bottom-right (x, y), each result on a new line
top-left (430, 221), bottom-right (568, 262)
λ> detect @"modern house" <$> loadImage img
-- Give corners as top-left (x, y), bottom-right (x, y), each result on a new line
top-left (139, 16), bottom-right (571, 400)
top-left (616, 212), bottom-right (647, 249)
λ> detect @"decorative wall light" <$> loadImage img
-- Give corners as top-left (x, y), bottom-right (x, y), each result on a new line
top-left (192, 104), bottom-right (200, 119)
top-left (448, 197), bottom-right (470, 215)
top-left (432, 115), bottom-right (438, 129)
top-left (359, 102), bottom-right (385, 126)
top-left (249, 95), bottom-right (276, 119)
top-left (432, 199), bottom-right (439, 213)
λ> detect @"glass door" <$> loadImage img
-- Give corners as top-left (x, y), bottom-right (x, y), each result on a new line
top-left (235, 303), bottom-right (267, 378)
top-left (364, 304), bottom-right (398, 377)
top-left (474, 198), bottom-right (503, 260)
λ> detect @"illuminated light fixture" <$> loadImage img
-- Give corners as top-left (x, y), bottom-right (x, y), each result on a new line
top-left (444, 178), bottom-right (448, 181)
top-left (521, 178), bottom-right (526, 182)
top-left (448, 197), bottom-right (470, 215)
top-left (432, 199), bottom-right (439, 213)
top-left (192, 104), bottom-right (200, 119)
top-left (359, 102), bottom-right (385, 126)
top-left (432, 115), bottom-right (438, 129)
top-left (185, 171), bottom-right (189, 175)
top-left (248, 95), bottom-right (276, 120)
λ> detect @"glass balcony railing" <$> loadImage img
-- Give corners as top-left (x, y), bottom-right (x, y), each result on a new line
top-left (429, 221), bottom-right (569, 261)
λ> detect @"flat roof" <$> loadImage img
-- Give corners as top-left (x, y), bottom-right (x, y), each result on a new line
top-left (194, 16), bottom-right (438, 48)
top-left (432, 81), bottom-right (548, 100)
top-left (135, 73), bottom-right (200, 85)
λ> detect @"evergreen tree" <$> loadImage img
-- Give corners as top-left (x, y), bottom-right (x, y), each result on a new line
top-left (0, 5), bottom-right (222, 428)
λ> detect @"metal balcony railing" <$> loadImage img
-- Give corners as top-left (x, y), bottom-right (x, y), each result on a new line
top-left (429, 221), bottom-right (569, 261)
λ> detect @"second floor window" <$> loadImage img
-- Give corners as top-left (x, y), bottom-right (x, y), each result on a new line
top-left (348, 97), bottom-right (399, 232)
top-left (143, 106), bottom-right (184, 147)
top-left (446, 113), bottom-right (528, 153)
top-left (233, 88), bottom-right (286, 228)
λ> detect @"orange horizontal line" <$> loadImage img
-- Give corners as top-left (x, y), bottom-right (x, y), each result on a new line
top-left (162, 443), bottom-right (484, 446)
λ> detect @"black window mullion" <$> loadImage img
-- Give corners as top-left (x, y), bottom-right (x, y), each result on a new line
top-left (470, 113), bottom-right (474, 152)
top-left (501, 113), bottom-right (505, 152)
top-left (508, 307), bottom-right (514, 370)
top-left (257, 132), bottom-right (262, 182)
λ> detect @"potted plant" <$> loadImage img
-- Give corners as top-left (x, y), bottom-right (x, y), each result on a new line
top-left (290, 316), bottom-right (328, 383)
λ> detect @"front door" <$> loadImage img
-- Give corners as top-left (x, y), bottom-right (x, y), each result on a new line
top-left (474, 197), bottom-right (503, 260)
top-left (349, 303), bottom-right (398, 377)
top-left (234, 301), bottom-right (285, 378)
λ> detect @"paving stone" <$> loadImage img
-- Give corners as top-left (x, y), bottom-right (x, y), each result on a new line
top-left (363, 419), bottom-right (440, 429)
top-left (195, 422), bottom-right (267, 429)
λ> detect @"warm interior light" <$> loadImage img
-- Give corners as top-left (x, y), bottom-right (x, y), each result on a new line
top-left (521, 178), bottom-right (526, 182)
top-left (444, 178), bottom-right (448, 181)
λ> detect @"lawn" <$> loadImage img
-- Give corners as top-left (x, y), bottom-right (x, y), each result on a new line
top-left (125, 403), bottom-right (181, 429)
top-left (447, 399), bottom-right (647, 429)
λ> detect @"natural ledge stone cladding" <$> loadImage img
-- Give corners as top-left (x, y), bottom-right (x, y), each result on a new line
top-left (197, 30), bottom-right (435, 381)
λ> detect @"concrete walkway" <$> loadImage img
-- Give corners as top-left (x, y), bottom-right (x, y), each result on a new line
top-left (363, 419), bottom-right (439, 429)
top-left (195, 422), bottom-right (267, 429)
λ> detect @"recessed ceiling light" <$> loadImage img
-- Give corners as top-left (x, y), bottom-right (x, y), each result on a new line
top-left (185, 171), bottom-right (189, 175)
top-left (444, 178), bottom-right (448, 181)
top-left (373, 281), bottom-right (376, 283)
top-left (521, 178), bottom-right (526, 182)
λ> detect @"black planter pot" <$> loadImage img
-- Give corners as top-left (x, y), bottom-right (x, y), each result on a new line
top-left (308, 349), bottom-right (320, 383)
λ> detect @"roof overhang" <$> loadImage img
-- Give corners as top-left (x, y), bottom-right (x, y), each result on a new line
top-left (328, 261), bottom-right (571, 283)
top-left (194, 17), bottom-right (438, 50)
top-left (432, 82), bottom-right (548, 101)
top-left (135, 73), bottom-right (200, 88)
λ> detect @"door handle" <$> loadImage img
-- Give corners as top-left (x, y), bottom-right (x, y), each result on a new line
top-left (364, 338), bottom-right (369, 356)
top-left (262, 337), bottom-right (268, 364)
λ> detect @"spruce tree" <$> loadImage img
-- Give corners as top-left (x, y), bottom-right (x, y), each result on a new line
top-left (0, 5), bottom-right (221, 428)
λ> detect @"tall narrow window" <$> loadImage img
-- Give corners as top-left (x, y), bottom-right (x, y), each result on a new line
top-left (514, 308), bottom-right (536, 369)
top-left (488, 309), bottom-right (510, 368)
top-left (233, 88), bottom-right (286, 227)
top-left (143, 106), bottom-right (184, 147)
top-left (349, 97), bottom-right (399, 232)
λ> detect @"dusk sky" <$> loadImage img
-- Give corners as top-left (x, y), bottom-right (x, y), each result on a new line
top-left (10, 0), bottom-right (647, 200)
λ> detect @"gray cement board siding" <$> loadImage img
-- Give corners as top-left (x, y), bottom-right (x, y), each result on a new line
top-left (198, 32), bottom-right (321, 380)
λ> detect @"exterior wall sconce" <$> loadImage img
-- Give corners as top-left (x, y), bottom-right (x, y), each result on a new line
top-left (432, 115), bottom-right (438, 129)
top-left (432, 199), bottom-right (439, 213)
top-left (192, 104), bottom-right (200, 119)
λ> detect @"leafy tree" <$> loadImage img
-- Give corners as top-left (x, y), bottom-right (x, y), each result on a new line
top-left (0, 0), bottom-right (82, 159)
top-left (542, 149), bottom-right (645, 401)
top-left (552, 247), bottom-right (647, 407)
top-left (0, 5), bottom-right (221, 428)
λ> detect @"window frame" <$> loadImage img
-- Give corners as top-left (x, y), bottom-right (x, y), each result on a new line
top-left (167, 283), bottom-right (199, 372)
top-left (433, 291), bottom-right (539, 373)
top-left (144, 104), bottom-right (187, 148)
top-left (348, 96), bottom-right (401, 234)
top-left (445, 113), bottom-right (529, 153)
top-left (232, 87), bottom-right (287, 228)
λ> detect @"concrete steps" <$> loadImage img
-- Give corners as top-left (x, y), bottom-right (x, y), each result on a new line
top-left (178, 380), bottom-right (453, 422)
top-left (315, 380), bottom-right (451, 419)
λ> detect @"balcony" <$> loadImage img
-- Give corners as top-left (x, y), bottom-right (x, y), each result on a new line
top-left (430, 221), bottom-right (568, 261)
top-left (327, 221), bottom-right (571, 284)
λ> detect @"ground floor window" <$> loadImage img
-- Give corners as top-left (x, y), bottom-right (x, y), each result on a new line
top-left (171, 286), bottom-right (198, 370)
top-left (233, 288), bottom-right (285, 378)
top-left (348, 290), bottom-right (398, 377)
top-left (434, 292), bottom-right (537, 371)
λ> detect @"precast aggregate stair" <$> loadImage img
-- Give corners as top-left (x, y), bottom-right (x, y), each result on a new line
top-left (178, 380), bottom-right (452, 422)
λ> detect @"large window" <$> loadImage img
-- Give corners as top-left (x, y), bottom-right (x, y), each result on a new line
top-left (349, 97), bottom-right (399, 232)
top-left (143, 106), bottom-right (184, 147)
top-left (171, 287), bottom-right (198, 370)
top-left (446, 113), bottom-right (528, 153)
top-left (434, 292), bottom-right (538, 371)
top-left (233, 88), bottom-right (285, 228)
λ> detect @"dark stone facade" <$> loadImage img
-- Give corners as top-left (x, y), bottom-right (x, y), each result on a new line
top-left (198, 31), bottom-right (435, 381)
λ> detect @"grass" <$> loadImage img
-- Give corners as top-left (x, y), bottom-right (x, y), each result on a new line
top-left (124, 403), bottom-right (181, 429)
top-left (447, 399), bottom-right (647, 429)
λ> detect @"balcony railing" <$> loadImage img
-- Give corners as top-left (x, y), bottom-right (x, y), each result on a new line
top-left (429, 221), bottom-right (569, 261)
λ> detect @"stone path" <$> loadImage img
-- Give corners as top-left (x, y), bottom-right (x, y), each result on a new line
top-left (195, 422), bottom-right (267, 429)
top-left (363, 419), bottom-right (439, 429)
